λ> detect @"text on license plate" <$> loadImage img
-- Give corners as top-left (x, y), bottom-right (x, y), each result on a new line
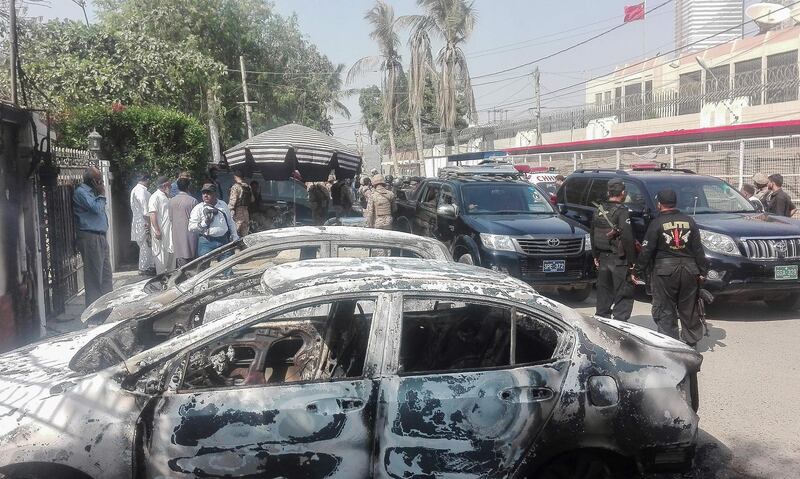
top-left (543, 260), bottom-right (566, 273)
top-left (775, 265), bottom-right (798, 280)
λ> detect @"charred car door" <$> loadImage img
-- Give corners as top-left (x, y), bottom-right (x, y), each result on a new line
top-left (143, 296), bottom-right (389, 478)
top-left (415, 182), bottom-right (442, 237)
top-left (375, 295), bottom-right (571, 478)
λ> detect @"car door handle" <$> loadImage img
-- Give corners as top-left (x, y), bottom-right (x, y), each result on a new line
top-left (499, 386), bottom-right (554, 403)
top-left (306, 398), bottom-right (365, 415)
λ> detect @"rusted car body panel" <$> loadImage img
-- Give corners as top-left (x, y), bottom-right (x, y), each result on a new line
top-left (0, 259), bottom-right (701, 478)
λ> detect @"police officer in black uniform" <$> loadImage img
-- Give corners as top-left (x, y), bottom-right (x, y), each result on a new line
top-left (591, 178), bottom-right (638, 321)
top-left (635, 189), bottom-right (708, 345)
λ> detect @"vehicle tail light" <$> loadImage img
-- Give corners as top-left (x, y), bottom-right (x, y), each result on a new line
top-left (631, 163), bottom-right (659, 170)
top-left (549, 194), bottom-right (558, 206)
top-left (677, 373), bottom-right (699, 411)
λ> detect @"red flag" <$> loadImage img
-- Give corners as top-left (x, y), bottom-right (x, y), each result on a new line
top-left (624, 3), bottom-right (645, 22)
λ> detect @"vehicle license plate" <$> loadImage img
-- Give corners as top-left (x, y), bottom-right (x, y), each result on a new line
top-left (775, 265), bottom-right (798, 280)
top-left (543, 260), bottom-right (566, 273)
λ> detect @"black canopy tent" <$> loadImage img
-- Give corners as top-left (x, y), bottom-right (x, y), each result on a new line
top-left (223, 123), bottom-right (362, 181)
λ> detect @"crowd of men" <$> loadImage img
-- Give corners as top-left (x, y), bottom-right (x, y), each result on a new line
top-left (129, 168), bottom-right (246, 276)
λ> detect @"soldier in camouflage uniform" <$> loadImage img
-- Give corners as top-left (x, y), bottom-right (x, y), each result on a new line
top-left (365, 175), bottom-right (396, 230)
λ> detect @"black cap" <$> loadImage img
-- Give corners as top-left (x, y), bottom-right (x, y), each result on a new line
top-left (607, 178), bottom-right (625, 195)
top-left (656, 189), bottom-right (677, 206)
top-left (155, 175), bottom-right (170, 186)
top-left (201, 183), bottom-right (217, 193)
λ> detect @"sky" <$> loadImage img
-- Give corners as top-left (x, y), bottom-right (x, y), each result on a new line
top-left (23, 0), bottom-right (763, 146)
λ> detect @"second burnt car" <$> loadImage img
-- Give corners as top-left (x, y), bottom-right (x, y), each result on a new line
top-left (0, 258), bottom-right (701, 478)
top-left (395, 165), bottom-right (595, 301)
top-left (80, 226), bottom-right (451, 326)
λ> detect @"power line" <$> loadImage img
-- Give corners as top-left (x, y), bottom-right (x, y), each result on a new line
top-left (470, 0), bottom-right (673, 80)
top-left (482, 0), bottom-right (800, 111)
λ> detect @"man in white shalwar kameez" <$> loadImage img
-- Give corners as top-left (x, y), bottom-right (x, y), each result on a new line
top-left (130, 174), bottom-right (154, 274)
top-left (148, 176), bottom-right (174, 274)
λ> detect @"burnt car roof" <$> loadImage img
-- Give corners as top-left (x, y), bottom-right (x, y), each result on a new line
top-left (260, 257), bottom-right (529, 296)
top-left (242, 225), bottom-right (441, 248)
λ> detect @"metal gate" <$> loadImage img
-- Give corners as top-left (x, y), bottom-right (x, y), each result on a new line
top-left (37, 148), bottom-right (105, 317)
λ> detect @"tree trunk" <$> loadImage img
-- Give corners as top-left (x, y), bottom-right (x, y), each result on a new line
top-left (388, 125), bottom-right (398, 176)
top-left (413, 114), bottom-right (424, 171)
top-left (206, 87), bottom-right (222, 165)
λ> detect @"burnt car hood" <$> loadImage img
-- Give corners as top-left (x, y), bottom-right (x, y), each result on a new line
top-left (81, 279), bottom-right (178, 324)
top-left (463, 213), bottom-right (587, 236)
top-left (0, 324), bottom-right (117, 412)
top-left (693, 212), bottom-right (800, 237)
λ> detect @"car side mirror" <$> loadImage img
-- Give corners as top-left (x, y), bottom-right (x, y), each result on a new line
top-left (557, 203), bottom-right (567, 215)
top-left (750, 199), bottom-right (764, 212)
top-left (437, 204), bottom-right (457, 218)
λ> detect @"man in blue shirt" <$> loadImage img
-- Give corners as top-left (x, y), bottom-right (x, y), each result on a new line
top-left (73, 167), bottom-right (113, 308)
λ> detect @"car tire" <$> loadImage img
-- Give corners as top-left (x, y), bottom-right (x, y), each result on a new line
top-left (766, 294), bottom-right (800, 311)
top-left (536, 451), bottom-right (633, 479)
top-left (560, 284), bottom-right (592, 302)
top-left (395, 216), bottom-right (412, 234)
top-left (456, 251), bottom-right (477, 265)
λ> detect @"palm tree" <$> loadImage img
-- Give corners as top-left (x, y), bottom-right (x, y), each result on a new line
top-left (402, 0), bottom-right (477, 154)
top-left (347, 0), bottom-right (404, 173)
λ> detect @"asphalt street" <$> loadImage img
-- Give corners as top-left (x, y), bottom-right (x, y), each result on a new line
top-left (563, 293), bottom-right (800, 479)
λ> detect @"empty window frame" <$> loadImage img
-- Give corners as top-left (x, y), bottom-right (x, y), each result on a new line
top-left (180, 299), bottom-right (375, 390)
top-left (705, 65), bottom-right (730, 102)
top-left (679, 71), bottom-right (702, 115)
top-left (398, 298), bottom-right (559, 374)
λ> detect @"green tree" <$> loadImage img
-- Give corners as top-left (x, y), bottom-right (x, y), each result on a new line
top-left (359, 85), bottom-right (383, 145)
top-left (403, 0), bottom-right (478, 153)
top-left (56, 104), bottom-right (209, 182)
top-left (347, 0), bottom-right (404, 172)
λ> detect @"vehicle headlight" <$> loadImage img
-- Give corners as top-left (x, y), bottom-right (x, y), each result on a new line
top-left (584, 233), bottom-right (592, 251)
top-left (480, 233), bottom-right (516, 252)
top-left (700, 230), bottom-right (741, 256)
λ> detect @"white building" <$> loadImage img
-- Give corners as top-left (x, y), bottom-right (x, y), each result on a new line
top-left (675, 0), bottom-right (743, 52)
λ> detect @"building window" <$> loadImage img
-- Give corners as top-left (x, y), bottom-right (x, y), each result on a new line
top-left (766, 50), bottom-right (798, 104)
top-left (603, 91), bottom-right (611, 104)
top-left (734, 58), bottom-right (762, 106)
top-left (679, 71), bottom-right (702, 115)
top-left (595, 92), bottom-right (603, 106)
top-left (644, 80), bottom-right (654, 118)
top-left (622, 83), bottom-right (642, 122)
top-left (705, 64), bottom-right (730, 102)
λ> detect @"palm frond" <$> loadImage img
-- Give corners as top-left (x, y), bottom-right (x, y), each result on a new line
top-left (346, 55), bottom-right (382, 86)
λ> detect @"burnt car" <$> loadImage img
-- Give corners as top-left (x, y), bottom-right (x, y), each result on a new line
top-left (0, 258), bottom-right (701, 478)
top-left (81, 226), bottom-right (451, 326)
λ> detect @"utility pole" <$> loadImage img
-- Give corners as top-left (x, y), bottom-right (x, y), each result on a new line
top-left (534, 67), bottom-right (542, 145)
top-left (238, 56), bottom-right (257, 138)
top-left (9, 0), bottom-right (18, 105)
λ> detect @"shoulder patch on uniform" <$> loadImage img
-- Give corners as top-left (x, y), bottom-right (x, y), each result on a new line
top-left (641, 240), bottom-right (648, 246)
top-left (625, 218), bottom-right (631, 224)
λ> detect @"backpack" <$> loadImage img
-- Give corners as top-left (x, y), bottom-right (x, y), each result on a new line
top-left (237, 183), bottom-right (253, 207)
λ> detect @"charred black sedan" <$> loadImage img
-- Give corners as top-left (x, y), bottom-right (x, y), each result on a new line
top-left (0, 258), bottom-right (700, 478)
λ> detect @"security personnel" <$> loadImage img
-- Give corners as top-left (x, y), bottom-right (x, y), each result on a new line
top-left (591, 178), bottom-right (638, 321)
top-left (635, 189), bottom-right (708, 345)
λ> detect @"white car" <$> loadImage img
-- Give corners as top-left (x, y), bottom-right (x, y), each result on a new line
top-left (0, 258), bottom-right (701, 478)
top-left (80, 226), bottom-right (451, 326)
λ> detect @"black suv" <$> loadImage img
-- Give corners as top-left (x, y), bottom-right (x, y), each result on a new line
top-left (558, 166), bottom-right (800, 309)
top-left (395, 166), bottom-right (595, 301)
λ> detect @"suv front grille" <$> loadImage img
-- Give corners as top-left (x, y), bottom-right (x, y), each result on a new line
top-left (516, 238), bottom-right (583, 256)
top-left (742, 237), bottom-right (800, 260)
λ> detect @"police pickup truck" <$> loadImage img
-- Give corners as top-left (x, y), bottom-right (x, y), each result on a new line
top-left (394, 165), bottom-right (595, 301)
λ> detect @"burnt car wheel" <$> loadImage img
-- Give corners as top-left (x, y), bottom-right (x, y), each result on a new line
top-left (536, 451), bottom-right (634, 479)
top-left (456, 252), bottom-right (476, 265)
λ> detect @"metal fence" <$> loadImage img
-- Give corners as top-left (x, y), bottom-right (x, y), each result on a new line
top-left (504, 134), bottom-right (800, 198)
top-left (37, 148), bottom-right (111, 317)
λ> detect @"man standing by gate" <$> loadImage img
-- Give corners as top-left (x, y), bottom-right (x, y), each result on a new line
top-left (73, 167), bottom-right (113, 308)
top-left (591, 178), bottom-right (637, 321)
top-left (130, 173), bottom-right (154, 275)
top-left (635, 189), bottom-right (707, 345)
